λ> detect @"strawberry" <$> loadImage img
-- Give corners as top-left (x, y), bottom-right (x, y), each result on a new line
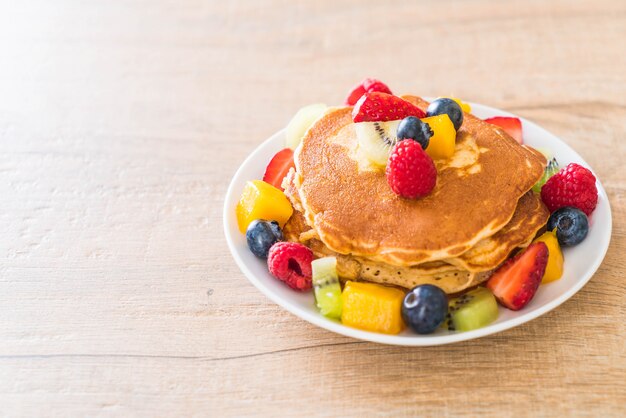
top-left (486, 242), bottom-right (549, 311)
top-left (263, 148), bottom-right (295, 191)
top-left (484, 116), bottom-right (523, 144)
top-left (345, 78), bottom-right (393, 106)
top-left (352, 92), bottom-right (426, 123)
top-left (386, 140), bottom-right (437, 199)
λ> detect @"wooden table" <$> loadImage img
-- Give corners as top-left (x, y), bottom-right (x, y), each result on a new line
top-left (1, 1), bottom-right (624, 416)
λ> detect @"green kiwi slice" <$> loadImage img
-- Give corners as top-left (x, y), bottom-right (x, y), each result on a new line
top-left (445, 287), bottom-right (499, 332)
top-left (312, 257), bottom-right (342, 319)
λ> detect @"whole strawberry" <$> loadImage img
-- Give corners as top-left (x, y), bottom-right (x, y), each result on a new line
top-left (540, 163), bottom-right (598, 216)
top-left (386, 140), bottom-right (437, 199)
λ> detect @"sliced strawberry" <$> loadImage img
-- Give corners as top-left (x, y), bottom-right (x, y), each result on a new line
top-left (484, 116), bottom-right (523, 144)
top-left (352, 92), bottom-right (426, 123)
top-left (486, 242), bottom-right (548, 311)
top-left (345, 78), bottom-right (393, 105)
top-left (263, 148), bottom-right (295, 191)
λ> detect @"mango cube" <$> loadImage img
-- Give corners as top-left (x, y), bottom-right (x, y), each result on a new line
top-left (533, 230), bottom-right (564, 283)
top-left (422, 114), bottom-right (456, 160)
top-left (236, 180), bottom-right (293, 234)
top-left (341, 281), bottom-right (405, 334)
top-left (448, 97), bottom-right (472, 113)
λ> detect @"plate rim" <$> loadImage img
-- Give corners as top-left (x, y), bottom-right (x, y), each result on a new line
top-left (223, 101), bottom-right (613, 346)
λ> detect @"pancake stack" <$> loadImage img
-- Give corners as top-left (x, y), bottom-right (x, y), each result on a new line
top-left (282, 96), bottom-right (549, 294)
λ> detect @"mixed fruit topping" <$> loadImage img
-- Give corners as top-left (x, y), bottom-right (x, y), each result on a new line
top-left (234, 78), bottom-right (600, 336)
top-left (352, 94), bottom-right (460, 198)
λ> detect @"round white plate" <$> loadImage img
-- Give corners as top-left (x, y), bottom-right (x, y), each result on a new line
top-left (223, 101), bottom-right (612, 346)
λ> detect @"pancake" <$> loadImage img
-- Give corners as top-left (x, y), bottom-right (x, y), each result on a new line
top-left (445, 191), bottom-right (549, 271)
top-left (284, 173), bottom-right (548, 293)
top-left (283, 208), bottom-right (489, 294)
top-left (293, 96), bottom-right (546, 267)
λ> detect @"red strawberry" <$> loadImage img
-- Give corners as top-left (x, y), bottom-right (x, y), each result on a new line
top-left (486, 242), bottom-right (548, 311)
top-left (541, 163), bottom-right (598, 216)
top-left (484, 116), bottom-right (523, 144)
top-left (386, 140), bottom-right (437, 199)
top-left (352, 92), bottom-right (426, 123)
top-left (263, 148), bottom-right (295, 191)
top-left (345, 78), bottom-right (392, 106)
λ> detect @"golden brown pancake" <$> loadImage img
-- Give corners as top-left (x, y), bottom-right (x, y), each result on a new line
top-left (283, 207), bottom-right (490, 294)
top-left (284, 172), bottom-right (548, 293)
top-left (445, 192), bottom-right (549, 271)
top-left (292, 96), bottom-right (546, 266)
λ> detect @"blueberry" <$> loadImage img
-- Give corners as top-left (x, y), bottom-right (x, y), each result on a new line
top-left (401, 284), bottom-right (448, 334)
top-left (426, 98), bottom-right (463, 131)
top-left (246, 220), bottom-right (283, 258)
top-left (397, 116), bottom-right (433, 150)
top-left (547, 207), bottom-right (589, 247)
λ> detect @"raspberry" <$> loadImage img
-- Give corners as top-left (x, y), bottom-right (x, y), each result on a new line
top-left (352, 92), bottom-right (426, 123)
top-left (267, 242), bottom-right (313, 291)
top-left (386, 140), bottom-right (437, 199)
top-left (345, 78), bottom-right (392, 106)
top-left (540, 163), bottom-right (598, 216)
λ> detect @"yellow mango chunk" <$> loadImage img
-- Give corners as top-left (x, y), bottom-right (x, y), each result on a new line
top-left (447, 97), bottom-right (472, 113)
top-left (422, 114), bottom-right (456, 160)
top-left (236, 180), bottom-right (293, 234)
top-left (341, 281), bottom-right (405, 334)
top-left (533, 230), bottom-right (564, 283)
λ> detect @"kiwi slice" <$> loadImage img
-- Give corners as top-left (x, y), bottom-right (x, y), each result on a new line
top-left (532, 157), bottom-right (559, 193)
top-left (312, 257), bottom-right (342, 319)
top-left (355, 120), bottom-right (402, 167)
top-left (445, 287), bottom-right (499, 332)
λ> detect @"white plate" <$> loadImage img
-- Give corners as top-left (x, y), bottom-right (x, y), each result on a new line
top-left (223, 101), bottom-right (612, 346)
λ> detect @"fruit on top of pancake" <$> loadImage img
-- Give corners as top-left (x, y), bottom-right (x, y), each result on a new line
top-left (446, 97), bottom-right (472, 113)
top-left (547, 207), bottom-right (589, 247)
top-left (541, 163), bottom-right (598, 216)
top-left (246, 220), bottom-right (283, 258)
top-left (532, 230), bottom-right (564, 283)
top-left (312, 257), bottom-right (342, 319)
top-left (397, 116), bottom-right (433, 150)
top-left (421, 114), bottom-right (456, 160)
top-left (426, 98), bottom-right (463, 131)
top-left (341, 281), bottom-right (405, 334)
top-left (355, 119), bottom-right (402, 167)
top-left (386, 140), bottom-right (437, 199)
top-left (486, 242), bottom-right (548, 311)
top-left (484, 116), bottom-right (523, 144)
top-left (401, 284), bottom-right (448, 334)
top-left (285, 103), bottom-right (327, 149)
top-left (263, 148), bottom-right (295, 191)
top-left (445, 287), bottom-right (499, 332)
top-left (352, 92), bottom-right (425, 123)
top-left (532, 157), bottom-right (560, 193)
top-left (345, 78), bottom-right (392, 106)
top-left (236, 180), bottom-right (293, 234)
top-left (267, 242), bottom-right (313, 291)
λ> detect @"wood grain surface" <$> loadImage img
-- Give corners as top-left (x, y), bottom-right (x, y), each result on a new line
top-left (1, 0), bottom-right (625, 416)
